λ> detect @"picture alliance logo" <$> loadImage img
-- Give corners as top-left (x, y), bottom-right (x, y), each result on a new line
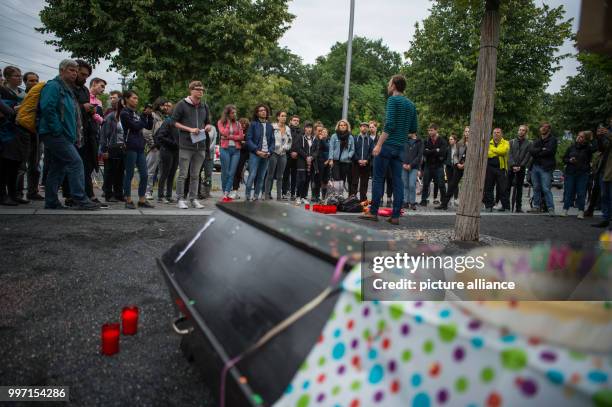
top-left (371, 253), bottom-right (488, 274)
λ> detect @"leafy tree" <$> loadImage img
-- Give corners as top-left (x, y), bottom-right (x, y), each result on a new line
top-left (38, 0), bottom-right (294, 99)
top-left (307, 37), bottom-right (402, 128)
top-left (549, 52), bottom-right (612, 134)
top-left (403, 0), bottom-right (572, 135)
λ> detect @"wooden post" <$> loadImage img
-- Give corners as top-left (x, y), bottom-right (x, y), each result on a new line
top-left (454, 0), bottom-right (501, 241)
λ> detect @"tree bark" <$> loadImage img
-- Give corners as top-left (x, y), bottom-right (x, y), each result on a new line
top-left (454, 0), bottom-right (501, 241)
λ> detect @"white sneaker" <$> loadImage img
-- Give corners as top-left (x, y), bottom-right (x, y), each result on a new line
top-left (548, 210), bottom-right (555, 217)
top-left (577, 210), bottom-right (584, 219)
top-left (560, 209), bottom-right (568, 217)
top-left (177, 199), bottom-right (188, 209)
top-left (229, 191), bottom-right (237, 199)
top-left (295, 197), bottom-right (301, 205)
top-left (192, 199), bottom-right (205, 209)
top-left (145, 192), bottom-right (153, 200)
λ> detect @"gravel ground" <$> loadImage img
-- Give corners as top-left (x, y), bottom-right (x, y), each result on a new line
top-left (0, 216), bottom-right (214, 406)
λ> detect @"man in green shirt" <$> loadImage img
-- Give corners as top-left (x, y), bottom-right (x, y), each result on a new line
top-left (361, 74), bottom-right (418, 224)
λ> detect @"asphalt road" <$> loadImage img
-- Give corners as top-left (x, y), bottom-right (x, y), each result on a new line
top-left (0, 209), bottom-right (605, 406)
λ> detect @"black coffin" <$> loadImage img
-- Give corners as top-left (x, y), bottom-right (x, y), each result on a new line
top-left (157, 202), bottom-right (385, 407)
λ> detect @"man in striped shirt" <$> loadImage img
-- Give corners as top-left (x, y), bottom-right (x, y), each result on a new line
top-left (361, 74), bottom-right (418, 225)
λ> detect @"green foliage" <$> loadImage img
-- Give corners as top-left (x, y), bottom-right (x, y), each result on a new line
top-left (549, 52), bottom-right (612, 134)
top-left (308, 37), bottom-right (402, 128)
top-left (403, 0), bottom-right (572, 136)
top-left (38, 0), bottom-right (294, 99)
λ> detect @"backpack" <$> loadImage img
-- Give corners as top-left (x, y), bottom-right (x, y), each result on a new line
top-left (16, 81), bottom-right (65, 134)
top-left (337, 196), bottom-right (363, 213)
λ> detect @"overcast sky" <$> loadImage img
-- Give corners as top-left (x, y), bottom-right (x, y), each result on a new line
top-left (0, 0), bottom-right (580, 94)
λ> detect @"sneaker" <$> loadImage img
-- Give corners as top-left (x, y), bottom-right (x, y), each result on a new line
top-left (106, 196), bottom-right (119, 203)
top-left (191, 199), bottom-right (205, 209)
top-left (577, 211), bottom-right (584, 219)
top-left (229, 191), bottom-right (237, 199)
top-left (402, 202), bottom-right (411, 209)
top-left (177, 199), bottom-right (189, 209)
top-left (145, 192), bottom-right (153, 200)
top-left (418, 201), bottom-right (428, 207)
top-left (433, 200), bottom-right (440, 205)
top-left (560, 209), bottom-right (568, 217)
top-left (303, 199), bottom-right (310, 206)
top-left (295, 198), bottom-right (302, 206)
top-left (548, 210), bottom-right (555, 217)
top-left (125, 201), bottom-right (136, 209)
top-left (410, 204), bottom-right (417, 211)
top-left (280, 194), bottom-right (289, 201)
top-left (99, 202), bottom-right (110, 209)
top-left (27, 192), bottom-right (45, 201)
top-left (75, 201), bottom-right (100, 211)
top-left (138, 200), bottom-right (155, 208)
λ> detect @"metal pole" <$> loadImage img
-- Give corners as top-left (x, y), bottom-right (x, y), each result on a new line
top-left (342, 0), bottom-right (355, 120)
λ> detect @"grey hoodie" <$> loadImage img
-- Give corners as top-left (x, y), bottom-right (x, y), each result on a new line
top-left (171, 96), bottom-right (211, 151)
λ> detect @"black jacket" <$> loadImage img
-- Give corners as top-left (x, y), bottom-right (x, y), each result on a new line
top-left (423, 136), bottom-right (447, 168)
top-left (508, 138), bottom-right (532, 168)
top-left (296, 134), bottom-right (318, 171)
top-left (288, 125), bottom-right (303, 155)
top-left (155, 117), bottom-right (180, 151)
top-left (402, 138), bottom-right (423, 168)
top-left (530, 135), bottom-right (558, 172)
top-left (563, 141), bottom-right (594, 175)
top-left (353, 134), bottom-right (373, 162)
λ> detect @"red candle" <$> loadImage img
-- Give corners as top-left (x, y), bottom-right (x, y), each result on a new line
top-left (122, 306), bottom-right (139, 335)
top-left (101, 323), bottom-right (120, 356)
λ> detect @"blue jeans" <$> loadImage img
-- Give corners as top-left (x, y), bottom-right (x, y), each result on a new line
top-left (402, 167), bottom-right (418, 204)
top-left (124, 150), bottom-right (147, 199)
top-left (245, 152), bottom-right (269, 199)
top-left (371, 144), bottom-right (404, 218)
top-left (40, 134), bottom-right (87, 207)
top-left (601, 176), bottom-right (612, 222)
top-left (531, 165), bottom-right (554, 211)
top-left (563, 172), bottom-right (588, 211)
top-left (220, 147), bottom-right (240, 194)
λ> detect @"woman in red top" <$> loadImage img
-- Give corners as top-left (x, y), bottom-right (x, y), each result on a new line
top-left (217, 104), bottom-right (244, 201)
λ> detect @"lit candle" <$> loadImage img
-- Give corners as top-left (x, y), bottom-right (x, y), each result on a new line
top-left (101, 323), bottom-right (120, 356)
top-left (122, 306), bottom-right (139, 335)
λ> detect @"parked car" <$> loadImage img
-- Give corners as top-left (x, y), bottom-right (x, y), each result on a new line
top-left (552, 169), bottom-right (564, 189)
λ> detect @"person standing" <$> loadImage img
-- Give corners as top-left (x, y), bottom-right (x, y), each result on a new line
top-left (328, 119), bottom-right (354, 195)
top-left (561, 131), bottom-right (594, 219)
top-left (120, 90), bottom-right (154, 209)
top-left (144, 97), bottom-right (170, 200)
top-left (218, 104), bottom-right (244, 201)
top-left (155, 109), bottom-right (180, 204)
top-left (295, 121), bottom-right (317, 205)
top-left (351, 122), bottom-right (373, 201)
top-left (361, 74), bottom-right (418, 224)
top-left (444, 133), bottom-right (459, 204)
top-left (420, 123), bottom-right (447, 207)
top-left (312, 126), bottom-right (330, 202)
top-left (17, 71), bottom-right (43, 201)
top-left (484, 128), bottom-right (510, 212)
top-left (528, 122), bottom-right (558, 216)
top-left (593, 121), bottom-right (612, 228)
top-left (282, 115), bottom-right (301, 200)
top-left (265, 110), bottom-right (292, 200)
top-left (507, 124), bottom-right (532, 213)
top-left (99, 95), bottom-right (125, 203)
top-left (0, 66), bottom-right (26, 206)
top-left (402, 132), bottom-right (423, 210)
top-left (436, 127), bottom-right (469, 210)
top-left (245, 104), bottom-right (274, 201)
top-left (37, 59), bottom-right (99, 210)
top-left (231, 118), bottom-right (250, 199)
top-left (172, 81), bottom-right (211, 209)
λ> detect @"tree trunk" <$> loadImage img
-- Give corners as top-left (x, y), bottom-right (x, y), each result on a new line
top-left (454, 0), bottom-right (501, 241)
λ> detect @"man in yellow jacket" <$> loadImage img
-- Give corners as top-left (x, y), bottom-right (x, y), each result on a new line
top-left (484, 128), bottom-right (510, 212)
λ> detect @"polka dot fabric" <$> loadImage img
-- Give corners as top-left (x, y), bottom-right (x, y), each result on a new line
top-left (273, 267), bottom-right (612, 407)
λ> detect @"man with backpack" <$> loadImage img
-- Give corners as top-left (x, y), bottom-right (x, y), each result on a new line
top-left (37, 59), bottom-right (99, 210)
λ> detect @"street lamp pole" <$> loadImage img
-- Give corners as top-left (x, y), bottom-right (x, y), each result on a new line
top-left (342, 0), bottom-right (355, 120)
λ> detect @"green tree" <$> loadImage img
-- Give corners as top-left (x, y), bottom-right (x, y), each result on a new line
top-left (403, 0), bottom-right (572, 135)
top-left (549, 52), bottom-right (612, 133)
top-left (308, 37), bottom-right (402, 129)
top-left (38, 0), bottom-right (294, 99)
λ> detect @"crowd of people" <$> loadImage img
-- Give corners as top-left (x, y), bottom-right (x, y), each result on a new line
top-left (1, 63), bottom-right (611, 228)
